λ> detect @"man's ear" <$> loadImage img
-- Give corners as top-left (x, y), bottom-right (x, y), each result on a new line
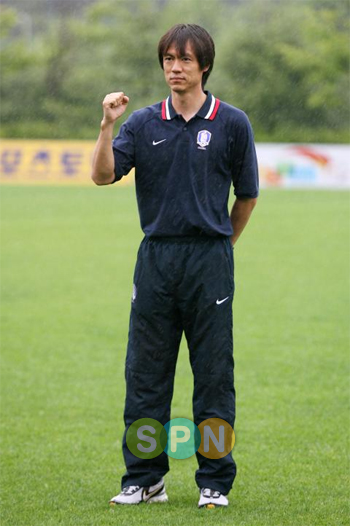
top-left (203, 65), bottom-right (210, 73)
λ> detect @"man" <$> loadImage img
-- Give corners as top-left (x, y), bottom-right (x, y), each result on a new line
top-left (91, 23), bottom-right (258, 509)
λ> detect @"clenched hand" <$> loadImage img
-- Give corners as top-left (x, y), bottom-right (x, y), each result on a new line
top-left (101, 92), bottom-right (129, 128)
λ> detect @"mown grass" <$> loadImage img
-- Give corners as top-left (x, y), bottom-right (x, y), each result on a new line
top-left (0, 187), bottom-right (349, 526)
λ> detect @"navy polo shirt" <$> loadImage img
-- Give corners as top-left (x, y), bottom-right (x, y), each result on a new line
top-left (112, 91), bottom-right (259, 237)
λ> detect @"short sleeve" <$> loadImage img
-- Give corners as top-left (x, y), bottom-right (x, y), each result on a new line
top-left (231, 114), bottom-right (259, 198)
top-left (112, 115), bottom-right (135, 183)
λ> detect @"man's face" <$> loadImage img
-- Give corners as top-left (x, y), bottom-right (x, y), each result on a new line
top-left (163, 41), bottom-right (209, 93)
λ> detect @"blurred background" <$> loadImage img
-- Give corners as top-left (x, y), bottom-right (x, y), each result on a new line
top-left (0, 2), bottom-right (349, 525)
top-left (1, 0), bottom-right (349, 142)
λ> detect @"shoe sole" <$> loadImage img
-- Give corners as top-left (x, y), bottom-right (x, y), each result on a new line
top-left (198, 501), bottom-right (228, 509)
top-left (109, 501), bottom-right (139, 506)
top-left (199, 503), bottom-right (228, 509)
top-left (109, 491), bottom-right (168, 506)
top-left (109, 498), bottom-right (168, 506)
top-left (147, 493), bottom-right (168, 504)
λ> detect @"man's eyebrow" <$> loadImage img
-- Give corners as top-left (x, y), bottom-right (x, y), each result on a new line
top-left (164, 50), bottom-right (194, 58)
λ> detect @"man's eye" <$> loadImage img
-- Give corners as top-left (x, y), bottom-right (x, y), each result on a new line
top-left (182, 57), bottom-right (191, 62)
top-left (164, 57), bottom-right (172, 61)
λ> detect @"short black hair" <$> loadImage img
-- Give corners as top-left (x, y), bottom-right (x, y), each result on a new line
top-left (158, 24), bottom-right (215, 88)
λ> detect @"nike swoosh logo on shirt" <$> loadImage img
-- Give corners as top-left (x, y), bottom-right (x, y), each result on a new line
top-left (152, 139), bottom-right (167, 145)
top-left (216, 296), bottom-right (229, 305)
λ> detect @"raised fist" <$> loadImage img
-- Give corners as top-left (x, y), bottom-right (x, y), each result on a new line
top-left (102, 92), bottom-right (129, 125)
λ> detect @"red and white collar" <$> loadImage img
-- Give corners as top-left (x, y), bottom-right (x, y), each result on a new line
top-left (161, 93), bottom-right (220, 121)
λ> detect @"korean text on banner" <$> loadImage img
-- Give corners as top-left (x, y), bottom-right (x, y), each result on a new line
top-left (0, 140), bottom-right (134, 186)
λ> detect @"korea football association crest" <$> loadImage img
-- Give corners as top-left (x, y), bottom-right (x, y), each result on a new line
top-left (197, 130), bottom-right (212, 150)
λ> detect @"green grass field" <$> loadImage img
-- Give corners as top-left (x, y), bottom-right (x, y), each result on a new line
top-left (0, 186), bottom-right (349, 526)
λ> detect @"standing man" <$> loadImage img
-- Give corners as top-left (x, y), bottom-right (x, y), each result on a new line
top-left (92, 24), bottom-right (258, 509)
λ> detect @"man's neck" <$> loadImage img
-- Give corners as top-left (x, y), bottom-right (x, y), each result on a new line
top-left (171, 87), bottom-right (207, 122)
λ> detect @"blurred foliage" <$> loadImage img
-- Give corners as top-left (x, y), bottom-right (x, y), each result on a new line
top-left (0, 0), bottom-right (349, 142)
top-left (214, 0), bottom-right (350, 142)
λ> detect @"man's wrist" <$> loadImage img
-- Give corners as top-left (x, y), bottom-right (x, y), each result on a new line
top-left (100, 119), bottom-right (116, 133)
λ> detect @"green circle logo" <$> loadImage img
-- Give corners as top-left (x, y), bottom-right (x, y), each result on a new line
top-left (164, 418), bottom-right (201, 459)
top-left (126, 418), bottom-right (167, 459)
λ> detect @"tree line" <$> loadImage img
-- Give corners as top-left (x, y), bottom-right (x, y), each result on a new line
top-left (1, 0), bottom-right (349, 142)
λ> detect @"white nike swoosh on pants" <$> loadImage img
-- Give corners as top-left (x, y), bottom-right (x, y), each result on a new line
top-left (216, 296), bottom-right (229, 305)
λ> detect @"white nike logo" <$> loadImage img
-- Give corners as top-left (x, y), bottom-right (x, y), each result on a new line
top-left (216, 296), bottom-right (229, 305)
top-left (152, 139), bottom-right (167, 145)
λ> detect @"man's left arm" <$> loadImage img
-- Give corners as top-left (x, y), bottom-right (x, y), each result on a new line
top-left (230, 197), bottom-right (257, 247)
top-left (230, 112), bottom-right (259, 246)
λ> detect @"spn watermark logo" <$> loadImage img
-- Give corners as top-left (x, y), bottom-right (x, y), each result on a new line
top-left (126, 417), bottom-right (235, 460)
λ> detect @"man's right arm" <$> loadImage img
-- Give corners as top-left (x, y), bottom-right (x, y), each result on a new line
top-left (91, 92), bottom-right (129, 186)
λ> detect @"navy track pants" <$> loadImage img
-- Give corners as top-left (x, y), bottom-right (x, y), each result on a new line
top-left (121, 236), bottom-right (236, 494)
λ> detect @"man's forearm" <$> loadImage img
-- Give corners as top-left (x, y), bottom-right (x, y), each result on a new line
top-left (91, 121), bottom-right (116, 185)
top-left (230, 197), bottom-right (257, 246)
top-left (91, 91), bottom-right (130, 185)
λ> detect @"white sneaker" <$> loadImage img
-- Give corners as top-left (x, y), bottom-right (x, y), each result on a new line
top-left (109, 478), bottom-right (168, 505)
top-left (198, 488), bottom-right (229, 508)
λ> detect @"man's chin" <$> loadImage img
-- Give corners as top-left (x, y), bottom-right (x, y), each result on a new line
top-left (170, 85), bottom-right (187, 94)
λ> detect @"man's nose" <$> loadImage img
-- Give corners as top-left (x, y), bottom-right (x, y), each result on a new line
top-left (171, 59), bottom-right (182, 72)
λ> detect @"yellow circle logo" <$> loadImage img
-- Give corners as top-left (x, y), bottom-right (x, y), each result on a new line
top-left (197, 418), bottom-right (235, 459)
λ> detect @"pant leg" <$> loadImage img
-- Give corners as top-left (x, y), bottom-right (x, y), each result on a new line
top-left (177, 237), bottom-right (236, 495)
top-left (121, 238), bottom-right (182, 488)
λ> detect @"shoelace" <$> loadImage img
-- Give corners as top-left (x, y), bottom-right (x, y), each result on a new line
top-left (202, 488), bottom-right (221, 498)
top-left (122, 485), bottom-right (140, 495)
